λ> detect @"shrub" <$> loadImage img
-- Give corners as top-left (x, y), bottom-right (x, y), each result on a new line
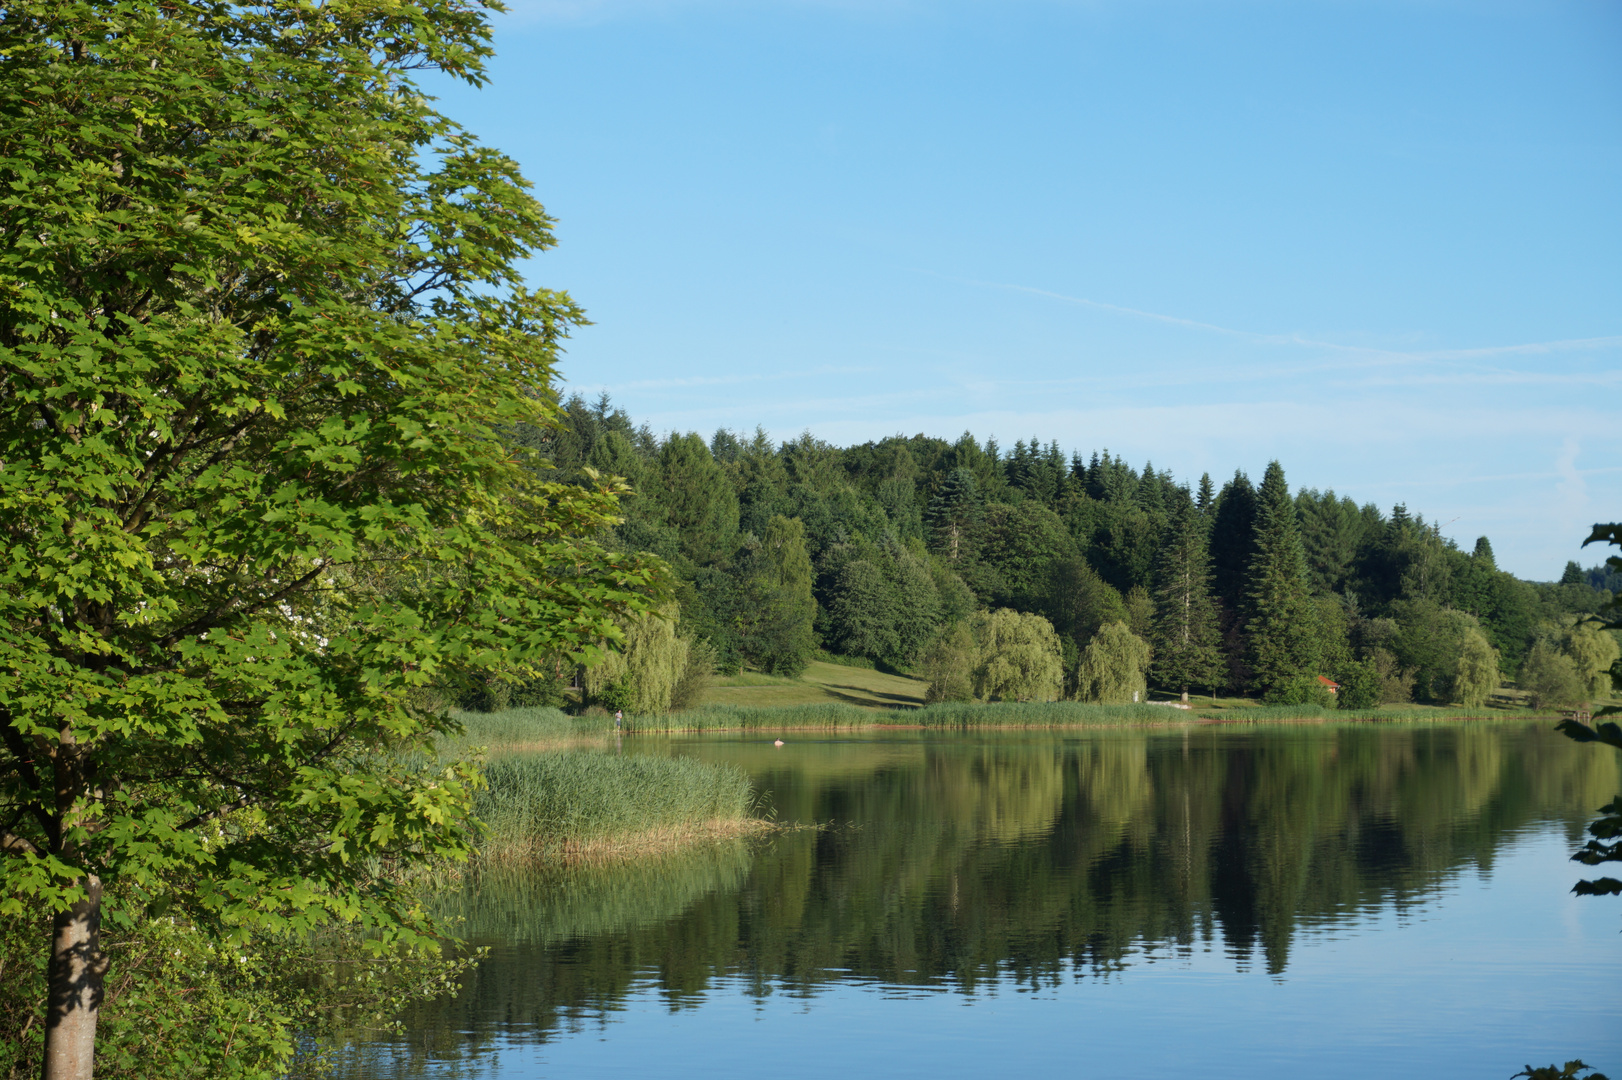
top-left (1521, 642), bottom-right (1586, 710)
top-left (1336, 660), bottom-right (1382, 710)
top-left (1263, 673), bottom-right (1335, 708)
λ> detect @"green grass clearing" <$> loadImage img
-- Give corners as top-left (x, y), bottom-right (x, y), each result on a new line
top-left (705, 660), bottom-right (926, 709)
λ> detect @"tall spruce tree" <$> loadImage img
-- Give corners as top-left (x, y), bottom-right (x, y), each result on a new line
top-left (1196, 472), bottom-right (1216, 516)
top-left (925, 468), bottom-right (982, 564)
top-left (1151, 499), bottom-right (1223, 702)
top-left (1245, 462), bottom-right (1322, 700)
top-left (1208, 470), bottom-right (1258, 614)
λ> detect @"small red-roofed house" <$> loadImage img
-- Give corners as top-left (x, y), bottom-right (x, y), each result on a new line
top-left (1317, 676), bottom-right (1339, 695)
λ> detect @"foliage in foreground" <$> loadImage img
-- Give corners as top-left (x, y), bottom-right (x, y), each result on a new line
top-left (1513, 1062), bottom-right (1610, 1080)
top-left (1555, 522), bottom-right (1622, 897)
top-left (0, 0), bottom-right (664, 1073)
top-left (0, 904), bottom-right (470, 1080)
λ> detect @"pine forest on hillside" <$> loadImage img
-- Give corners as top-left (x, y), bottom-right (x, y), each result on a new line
top-left (501, 393), bottom-right (1619, 714)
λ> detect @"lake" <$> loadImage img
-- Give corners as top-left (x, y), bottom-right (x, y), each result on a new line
top-left (338, 720), bottom-right (1621, 1078)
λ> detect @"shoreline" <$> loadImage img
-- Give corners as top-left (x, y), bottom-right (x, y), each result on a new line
top-left (617, 711), bottom-right (1559, 735)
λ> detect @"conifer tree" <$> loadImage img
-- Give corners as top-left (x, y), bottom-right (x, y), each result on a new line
top-left (1296, 489), bottom-right (1365, 596)
top-left (1151, 500), bottom-right (1223, 702)
top-left (1196, 473), bottom-right (1216, 516)
top-left (1208, 470), bottom-right (1259, 614)
top-left (925, 468), bottom-right (982, 563)
top-left (1245, 462), bottom-right (1322, 700)
top-left (1472, 536), bottom-right (1497, 568)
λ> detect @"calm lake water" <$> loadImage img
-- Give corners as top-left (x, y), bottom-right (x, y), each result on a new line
top-left (340, 721), bottom-right (1621, 1079)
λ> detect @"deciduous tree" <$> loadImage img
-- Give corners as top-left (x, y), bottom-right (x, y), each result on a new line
top-left (735, 516), bottom-right (817, 676)
top-left (1452, 627), bottom-right (1501, 710)
top-left (583, 605), bottom-right (691, 714)
top-left (970, 610), bottom-right (1063, 702)
top-left (1075, 621), bottom-right (1153, 704)
top-left (921, 622), bottom-right (976, 704)
top-left (0, 2), bottom-right (662, 1075)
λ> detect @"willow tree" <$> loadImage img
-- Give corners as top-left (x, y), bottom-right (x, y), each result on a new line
top-left (971, 609), bottom-right (1063, 702)
top-left (1556, 616), bottom-right (1622, 700)
top-left (583, 605), bottom-right (691, 715)
top-left (1076, 621), bottom-right (1154, 704)
top-left (0, 2), bottom-right (662, 1076)
top-left (1452, 627), bottom-right (1501, 710)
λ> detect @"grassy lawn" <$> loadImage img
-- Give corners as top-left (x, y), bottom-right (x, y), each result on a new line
top-left (704, 660), bottom-right (927, 710)
top-left (700, 666), bottom-right (1604, 717)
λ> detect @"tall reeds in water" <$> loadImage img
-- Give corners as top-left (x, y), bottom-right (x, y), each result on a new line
top-left (473, 751), bottom-right (756, 862)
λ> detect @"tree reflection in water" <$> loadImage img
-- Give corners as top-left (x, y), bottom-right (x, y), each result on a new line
top-left (349, 722), bottom-right (1614, 1076)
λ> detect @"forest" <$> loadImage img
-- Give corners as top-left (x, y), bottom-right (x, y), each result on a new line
top-left (503, 393), bottom-right (1619, 713)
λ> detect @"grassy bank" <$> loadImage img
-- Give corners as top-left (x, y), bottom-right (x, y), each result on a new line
top-left (704, 659), bottom-right (927, 709)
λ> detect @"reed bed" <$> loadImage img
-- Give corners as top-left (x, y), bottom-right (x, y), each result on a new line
top-left (473, 751), bottom-right (756, 862)
top-left (1192, 704), bottom-right (1540, 723)
top-left (438, 706), bottom-right (616, 757)
top-left (622, 702), bottom-right (877, 733)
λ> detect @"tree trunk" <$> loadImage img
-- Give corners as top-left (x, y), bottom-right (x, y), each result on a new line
top-left (1181, 688), bottom-right (1189, 704)
top-left (42, 875), bottom-right (106, 1080)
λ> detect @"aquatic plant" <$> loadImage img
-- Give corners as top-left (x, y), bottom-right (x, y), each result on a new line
top-left (473, 752), bottom-right (756, 860)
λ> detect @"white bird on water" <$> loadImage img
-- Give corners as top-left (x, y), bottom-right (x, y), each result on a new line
top-left (774, 739), bottom-right (784, 747)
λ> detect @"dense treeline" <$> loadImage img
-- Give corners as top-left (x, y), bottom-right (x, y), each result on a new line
top-left (526, 393), bottom-right (1618, 709)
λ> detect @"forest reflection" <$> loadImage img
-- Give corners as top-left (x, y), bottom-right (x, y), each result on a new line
top-left (369, 722), bottom-right (1614, 1074)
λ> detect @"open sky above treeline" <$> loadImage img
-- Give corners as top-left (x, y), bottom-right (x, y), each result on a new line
top-left (422, 0), bottom-right (1621, 581)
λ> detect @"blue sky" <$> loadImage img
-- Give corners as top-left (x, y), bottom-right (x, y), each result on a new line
top-left (430, 0), bottom-right (1620, 580)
